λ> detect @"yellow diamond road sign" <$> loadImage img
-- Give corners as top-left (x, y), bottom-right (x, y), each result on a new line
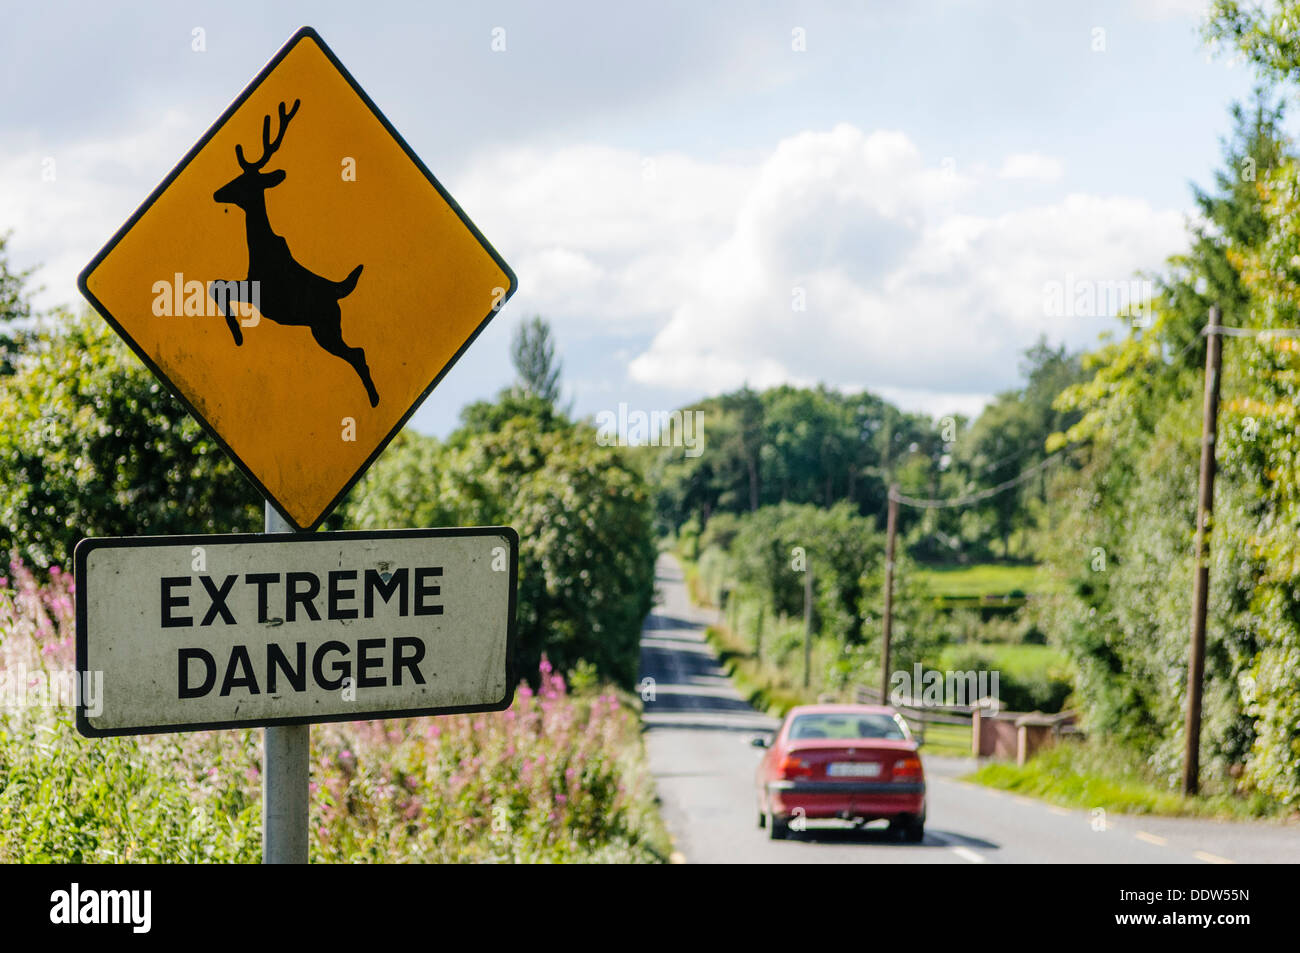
top-left (78, 26), bottom-right (516, 531)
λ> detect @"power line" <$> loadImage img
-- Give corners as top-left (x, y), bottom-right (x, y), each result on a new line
top-left (1206, 324), bottom-right (1300, 337)
top-left (969, 439), bottom-right (1042, 476)
top-left (889, 324), bottom-right (1300, 512)
top-left (1166, 323), bottom-right (1300, 364)
top-left (891, 451), bottom-right (1064, 510)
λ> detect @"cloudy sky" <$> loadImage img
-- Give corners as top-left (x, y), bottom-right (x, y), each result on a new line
top-left (0, 0), bottom-right (1258, 434)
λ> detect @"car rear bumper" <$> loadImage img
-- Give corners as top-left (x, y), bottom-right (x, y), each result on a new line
top-left (765, 780), bottom-right (925, 820)
top-left (769, 780), bottom-right (925, 795)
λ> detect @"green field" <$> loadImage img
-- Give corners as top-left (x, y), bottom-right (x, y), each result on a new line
top-left (913, 721), bottom-right (972, 759)
top-left (934, 643), bottom-right (1071, 679)
top-left (916, 563), bottom-right (1056, 598)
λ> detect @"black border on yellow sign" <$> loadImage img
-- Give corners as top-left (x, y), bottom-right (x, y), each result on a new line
top-left (73, 525), bottom-right (520, 737)
top-left (76, 26), bottom-right (518, 531)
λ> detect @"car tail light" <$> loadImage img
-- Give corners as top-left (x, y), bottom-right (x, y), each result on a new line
top-left (893, 756), bottom-right (922, 780)
top-left (777, 755), bottom-right (813, 779)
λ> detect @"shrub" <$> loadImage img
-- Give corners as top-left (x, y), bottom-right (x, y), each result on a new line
top-left (0, 314), bottom-right (260, 569)
top-left (348, 418), bottom-right (656, 689)
top-left (0, 558), bottom-right (667, 863)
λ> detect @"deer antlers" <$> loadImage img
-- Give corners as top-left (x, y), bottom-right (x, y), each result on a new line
top-left (235, 99), bottom-right (301, 172)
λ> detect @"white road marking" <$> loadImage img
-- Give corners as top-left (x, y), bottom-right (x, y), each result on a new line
top-left (1047, 805), bottom-right (1072, 816)
top-left (1134, 831), bottom-right (1167, 846)
top-left (951, 846), bottom-right (986, 864)
top-left (1194, 850), bottom-right (1235, 864)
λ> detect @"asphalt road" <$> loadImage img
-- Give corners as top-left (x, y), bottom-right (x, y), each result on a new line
top-left (639, 554), bottom-right (1300, 864)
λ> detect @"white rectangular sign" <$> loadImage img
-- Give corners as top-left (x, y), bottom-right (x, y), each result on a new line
top-left (74, 527), bottom-right (518, 736)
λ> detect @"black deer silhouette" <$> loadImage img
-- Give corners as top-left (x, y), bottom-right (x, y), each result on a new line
top-left (209, 99), bottom-right (379, 407)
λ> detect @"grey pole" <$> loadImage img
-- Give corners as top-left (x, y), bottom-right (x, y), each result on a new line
top-left (263, 502), bottom-right (310, 863)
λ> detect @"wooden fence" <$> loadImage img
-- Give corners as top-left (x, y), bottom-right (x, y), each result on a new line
top-left (851, 684), bottom-right (997, 745)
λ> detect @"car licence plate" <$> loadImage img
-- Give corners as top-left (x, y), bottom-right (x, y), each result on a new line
top-left (827, 762), bottom-right (881, 777)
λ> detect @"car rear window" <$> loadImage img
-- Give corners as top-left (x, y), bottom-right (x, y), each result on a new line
top-left (788, 713), bottom-right (907, 741)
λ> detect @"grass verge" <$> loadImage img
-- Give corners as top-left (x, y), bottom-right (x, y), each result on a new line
top-left (703, 623), bottom-right (818, 716)
top-left (963, 740), bottom-right (1294, 821)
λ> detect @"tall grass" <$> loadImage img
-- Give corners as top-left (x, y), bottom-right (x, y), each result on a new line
top-left (965, 738), bottom-right (1287, 820)
top-left (0, 558), bottom-right (669, 863)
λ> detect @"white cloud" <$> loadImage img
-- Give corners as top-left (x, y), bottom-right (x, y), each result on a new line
top-left (0, 109), bottom-right (200, 312)
top-left (8, 118), bottom-right (1190, 424)
top-left (459, 124), bottom-right (1186, 419)
top-left (871, 385), bottom-right (993, 422)
top-left (1133, 0), bottom-right (1211, 22)
top-left (623, 126), bottom-right (1185, 414)
top-left (999, 152), bottom-right (1065, 182)
top-left (454, 145), bottom-right (755, 333)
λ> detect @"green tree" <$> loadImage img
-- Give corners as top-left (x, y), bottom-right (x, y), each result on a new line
top-left (647, 393), bottom-right (754, 530)
top-left (510, 315), bottom-right (562, 404)
top-left (648, 383), bottom-right (947, 537)
top-left (0, 232), bottom-right (36, 377)
top-left (1206, 2), bottom-right (1300, 87)
top-left (729, 502), bottom-right (882, 643)
top-left (1213, 111), bottom-right (1300, 802)
top-left (951, 339), bottom-right (1083, 559)
top-left (760, 386), bottom-right (849, 506)
top-left (721, 385), bottom-right (763, 512)
top-left (343, 430), bottom-right (460, 529)
top-left (1042, 93), bottom-right (1289, 793)
top-left (347, 413), bottom-right (656, 689)
top-left (0, 314), bottom-right (260, 567)
top-left (455, 316), bottom-right (571, 444)
top-left (454, 388), bottom-right (570, 444)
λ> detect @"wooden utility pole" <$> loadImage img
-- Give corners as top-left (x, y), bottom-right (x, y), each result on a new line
top-left (800, 561), bottom-right (811, 686)
top-left (1183, 305), bottom-right (1221, 796)
top-left (803, 561), bottom-right (813, 688)
top-left (880, 485), bottom-right (899, 703)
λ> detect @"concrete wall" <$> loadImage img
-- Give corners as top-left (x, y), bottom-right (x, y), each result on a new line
top-left (973, 710), bottom-right (1075, 764)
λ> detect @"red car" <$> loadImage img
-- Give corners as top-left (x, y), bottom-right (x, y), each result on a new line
top-left (753, 704), bottom-right (926, 841)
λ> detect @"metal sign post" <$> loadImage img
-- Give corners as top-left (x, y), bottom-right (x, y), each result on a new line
top-left (262, 502), bottom-right (308, 863)
top-left (73, 25), bottom-right (519, 867)
top-left (75, 519), bottom-right (519, 864)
